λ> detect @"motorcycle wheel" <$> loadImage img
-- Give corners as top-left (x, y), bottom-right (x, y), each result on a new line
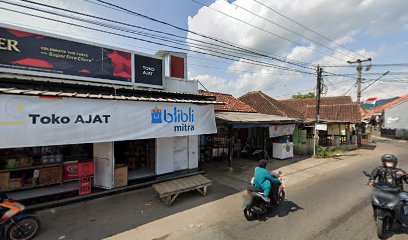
top-left (7, 216), bottom-right (41, 240)
top-left (276, 190), bottom-right (285, 207)
top-left (243, 207), bottom-right (257, 221)
top-left (376, 216), bottom-right (389, 240)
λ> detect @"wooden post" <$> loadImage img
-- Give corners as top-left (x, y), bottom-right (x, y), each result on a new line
top-left (227, 125), bottom-right (233, 169)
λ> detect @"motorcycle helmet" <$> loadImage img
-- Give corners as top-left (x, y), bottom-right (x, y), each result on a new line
top-left (381, 154), bottom-right (398, 168)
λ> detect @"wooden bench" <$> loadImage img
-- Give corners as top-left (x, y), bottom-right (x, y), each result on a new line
top-left (152, 174), bottom-right (213, 206)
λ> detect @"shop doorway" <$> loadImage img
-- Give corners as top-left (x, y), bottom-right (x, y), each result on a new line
top-left (114, 139), bottom-right (155, 180)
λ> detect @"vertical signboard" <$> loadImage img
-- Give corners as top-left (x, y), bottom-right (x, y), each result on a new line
top-left (134, 54), bottom-right (163, 86)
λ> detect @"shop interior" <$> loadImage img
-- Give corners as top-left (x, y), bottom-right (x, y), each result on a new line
top-left (114, 139), bottom-right (156, 180)
top-left (0, 144), bottom-right (93, 199)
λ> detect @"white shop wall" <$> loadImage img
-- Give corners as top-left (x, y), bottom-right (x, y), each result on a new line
top-left (156, 136), bottom-right (199, 175)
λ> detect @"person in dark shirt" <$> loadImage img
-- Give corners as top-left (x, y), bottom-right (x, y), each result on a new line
top-left (368, 154), bottom-right (408, 190)
top-left (368, 154), bottom-right (408, 217)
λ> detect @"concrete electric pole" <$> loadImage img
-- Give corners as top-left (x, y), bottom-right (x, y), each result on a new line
top-left (347, 58), bottom-right (372, 147)
top-left (313, 65), bottom-right (323, 157)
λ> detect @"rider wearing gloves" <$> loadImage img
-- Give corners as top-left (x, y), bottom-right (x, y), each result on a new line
top-left (253, 159), bottom-right (281, 203)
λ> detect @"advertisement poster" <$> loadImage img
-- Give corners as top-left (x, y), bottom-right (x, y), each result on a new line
top-left (134, 54), bottom-right (163, 86)
top-left (269, 124), bottom-right (296, 138)
top-left (0, 27), bottom-right (132, 82)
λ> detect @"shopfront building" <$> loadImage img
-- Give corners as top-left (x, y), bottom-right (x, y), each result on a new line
top-left (0, 24), bottom-right (219, 200)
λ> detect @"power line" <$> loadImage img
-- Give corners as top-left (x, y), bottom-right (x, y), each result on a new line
top-left (190, 0), bottom-right (347, 62)
top-left (189, 63), bottom-right (297, 75)
top-left (343, 81), bottom-right (357, 96)
top-left (321, 63), bottom-right (408, 68)
top-left (87, 0), bottom-right (315, 70)
top-left (0, 5), bottom-right (316, 76)
top-left (361, 71), bottom-right (390, 93)
top-left (230, 1), bottom-right (357, 60)
top-left (250, 0), bottom-right (367, 59)
top-left (12, 0), bottom-right (288, 63)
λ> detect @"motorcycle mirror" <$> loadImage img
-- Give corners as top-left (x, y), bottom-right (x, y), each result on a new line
top-left (362, 171), bottom-right (370, 177)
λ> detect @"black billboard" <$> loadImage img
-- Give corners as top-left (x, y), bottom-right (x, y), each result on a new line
top-left (0, 27), bottom-right (132, 82)
top-left (134, 54), bottom-right (163, 86)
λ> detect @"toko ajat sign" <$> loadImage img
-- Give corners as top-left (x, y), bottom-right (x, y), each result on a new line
top-left (0, 95), bottom-right (216, 149)
top-left (0, 24), bottom-right (163, 88)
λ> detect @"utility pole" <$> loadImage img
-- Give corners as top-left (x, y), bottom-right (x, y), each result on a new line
top-left (347, 58), bottom-right (372, 147)
top-left (313, 65), bottom-right (323, 157)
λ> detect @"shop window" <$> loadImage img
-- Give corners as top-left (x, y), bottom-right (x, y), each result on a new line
top-left (0, 144), bottom-right (92, 192)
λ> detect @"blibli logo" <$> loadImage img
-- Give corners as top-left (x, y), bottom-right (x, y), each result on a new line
top-left (151, 107), bottom-right (162, 124)
top-left (151, 106), bottom-right (195, 132)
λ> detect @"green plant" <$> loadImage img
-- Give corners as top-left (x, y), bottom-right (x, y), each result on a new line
top-left (316, 146), bottom-right (342, 158)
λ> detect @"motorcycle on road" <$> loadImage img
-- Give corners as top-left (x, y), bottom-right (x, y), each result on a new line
top-left (0, 192), bottom-right (40, 240)
top-left (242, 171), bottom-right (285, 221)
top-left (363, 171), bottom-right (408, 239)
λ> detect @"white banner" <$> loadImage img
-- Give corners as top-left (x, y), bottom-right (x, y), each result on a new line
top-left (0, 95), bottom-right (216, 148)
top-left (315, 123), bottom-right (328, 131)
top-left (269, 124), bottom-right (296, 138)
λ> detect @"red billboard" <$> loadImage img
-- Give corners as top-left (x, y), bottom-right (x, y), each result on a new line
top-left (0, 27), bottom-right (132, 82)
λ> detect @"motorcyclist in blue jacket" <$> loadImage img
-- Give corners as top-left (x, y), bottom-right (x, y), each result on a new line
top-left (253, 159), bottom-right (281, 202)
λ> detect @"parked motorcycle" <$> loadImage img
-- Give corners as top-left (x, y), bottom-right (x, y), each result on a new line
top-left (0, 193), bottom-right (40, 240)
top-left (241, 144), bottom-right (264, 160)
top-left (242, 171), bottom-right (285, 221)
top-left (363, 171), bottom-right (408, 239)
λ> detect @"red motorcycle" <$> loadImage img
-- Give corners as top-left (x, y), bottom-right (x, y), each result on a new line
top-left (0, 193), bottom-right (40, 240)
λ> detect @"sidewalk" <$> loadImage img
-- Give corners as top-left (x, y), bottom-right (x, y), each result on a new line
top-left (107, 143), bottom-right (386, 240)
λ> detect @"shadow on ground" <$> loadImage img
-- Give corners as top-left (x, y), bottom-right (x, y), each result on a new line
top-left (252, 200), bottom-right (304, 222)
top-left (35, 181), bottom-right (239, 240)
top-left (361, 144), bottom-right (377, 151)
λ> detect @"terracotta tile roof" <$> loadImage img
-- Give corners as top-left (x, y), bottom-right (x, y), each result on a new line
top-left (238, 91), bottom-right (303, 118)
top-left (280, 96), bottom-right (353, 116)
top-left (199, 90), bottom-right (257, 113)
top-left (277, 96), bottom-right (359, 123)
top-left (303, 104), bottom-right (361, 123)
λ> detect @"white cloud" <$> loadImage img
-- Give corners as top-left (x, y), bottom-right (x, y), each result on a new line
top-left (187, 0), bottom-right (408, 99)
top-left (287, 45), bottom-right (316, 62)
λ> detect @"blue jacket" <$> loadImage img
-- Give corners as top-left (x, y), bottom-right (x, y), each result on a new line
top-left (254, 167), bottom-right (281, 188)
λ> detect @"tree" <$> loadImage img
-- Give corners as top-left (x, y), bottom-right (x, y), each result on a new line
top-left (291, 92), bottom-right (316, 99)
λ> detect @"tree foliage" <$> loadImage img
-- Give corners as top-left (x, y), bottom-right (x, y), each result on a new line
top-left (291, 92), bottom-right (316, 99)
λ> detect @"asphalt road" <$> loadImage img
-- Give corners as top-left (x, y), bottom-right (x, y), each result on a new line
top-left (174, 140), bottom-right (408, 240)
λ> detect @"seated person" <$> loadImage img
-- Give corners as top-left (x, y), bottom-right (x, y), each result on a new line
top-left (253, 159), bottom-right (281, 202)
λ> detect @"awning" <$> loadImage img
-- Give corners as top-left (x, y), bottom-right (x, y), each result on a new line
top-left (215, 111), bottom-right (300, 125)
top-left (0, 75), bottom-right (224, 105)
top-left (0, 87), bottom-right (221, 105)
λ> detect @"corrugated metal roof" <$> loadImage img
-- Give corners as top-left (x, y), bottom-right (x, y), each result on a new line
top-left (215, 111), bottom-right (300, 124)
top-left (0, 87), bottom-right (222, 104)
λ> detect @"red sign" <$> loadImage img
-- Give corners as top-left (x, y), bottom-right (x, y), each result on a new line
top-left (63, 161), bottom-right (78, 181)
top-left (0, 26), bottom-right (132, 82)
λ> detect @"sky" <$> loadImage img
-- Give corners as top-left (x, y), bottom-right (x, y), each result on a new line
top-left (0, 0), bottom-right (407, 101)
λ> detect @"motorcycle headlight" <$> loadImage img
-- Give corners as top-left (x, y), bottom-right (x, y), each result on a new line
top-left (373, 196), bottom-right (380, 205)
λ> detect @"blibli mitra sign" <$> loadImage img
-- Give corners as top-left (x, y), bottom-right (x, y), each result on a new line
top-left (151, 106), bottom-right (195, 132)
